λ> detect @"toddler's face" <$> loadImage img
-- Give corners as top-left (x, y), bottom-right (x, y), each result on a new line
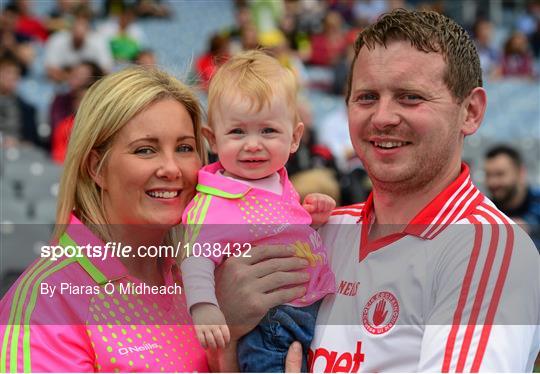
top-left (207, 93), bottom-right (303, 180)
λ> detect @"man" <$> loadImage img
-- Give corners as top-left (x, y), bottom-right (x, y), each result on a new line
top-left (484, 145), bottom-right (540, 248)
top-left (0, 56), bottom-right (40, 147)
top-left (303, 9), bottom-right (539, 372)
top-left (44, 5), bottom-right (112, 82)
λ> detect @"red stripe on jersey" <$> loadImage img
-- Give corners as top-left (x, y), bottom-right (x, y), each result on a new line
top-left (425, 183), bottom-right (477, 239)
top-left (455, 210), bottom-right (500, 372)
top-left (471, 204), bottom-right (514, 372)
top-left (331, 210), bottom-right (363, 217)
top-left (442, 216), bottom-right (483, 372)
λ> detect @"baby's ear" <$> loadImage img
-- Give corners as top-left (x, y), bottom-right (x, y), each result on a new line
top-left (290, 122), bottom-right (304, 153)
top-left (202, 127), bottom-right (218, 154)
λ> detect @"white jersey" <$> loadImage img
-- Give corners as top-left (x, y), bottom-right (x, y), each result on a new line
top-left (311, 164), bottom-right (540, 372)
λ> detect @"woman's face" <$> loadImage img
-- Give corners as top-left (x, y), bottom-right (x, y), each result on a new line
top-left (96, 99), bottom-right (201, 226)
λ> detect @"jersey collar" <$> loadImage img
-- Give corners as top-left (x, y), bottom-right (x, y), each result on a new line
top-left (360, 163), bottom-right (485, 240)
top-left (196, 161), bottom-right (288, 199)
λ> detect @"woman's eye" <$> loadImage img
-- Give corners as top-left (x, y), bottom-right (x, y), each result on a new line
top-left (134, 147), bottom-right (154, 155)
top-left (177, 144), bottom-right (194, 153)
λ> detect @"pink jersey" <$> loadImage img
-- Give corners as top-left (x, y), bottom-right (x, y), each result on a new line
top-left (0, 215), bottom-right (208, 372)
top-left (182, 162), bottom-right (336, 307)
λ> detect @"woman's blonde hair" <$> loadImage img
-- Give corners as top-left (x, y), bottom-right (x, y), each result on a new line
top-left (53, 67), bottom-right (206, 241)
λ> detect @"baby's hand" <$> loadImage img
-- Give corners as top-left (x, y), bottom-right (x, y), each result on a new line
top-left (191, 303), bottom-right (231, 349)
top-left (303, 193), bottom-right (336, 228)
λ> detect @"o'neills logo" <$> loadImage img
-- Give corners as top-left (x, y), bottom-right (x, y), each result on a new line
top-left (362, 291), bottom-right (399, 335)
top-left (118, 343), bottom-right (160, 355)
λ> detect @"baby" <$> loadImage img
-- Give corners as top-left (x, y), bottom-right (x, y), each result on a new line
top-left (181, 50), bottom-right (336, 372)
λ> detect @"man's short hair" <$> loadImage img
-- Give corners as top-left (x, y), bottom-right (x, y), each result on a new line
top-left (346, 9), bottom-right (482, 103)
top-left (485, 145), bottom-right (523, 168)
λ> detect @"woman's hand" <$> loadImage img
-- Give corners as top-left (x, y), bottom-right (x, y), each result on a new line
top-left (215, 245), bottom-right (309, 341)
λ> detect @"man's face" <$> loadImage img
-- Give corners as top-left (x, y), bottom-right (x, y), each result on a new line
top-left (0, 64), bottom-right (20, 94)
top-left (347, 40), bottom-right (468, 193)
top-left (484, 154), bottom-right (522, 204)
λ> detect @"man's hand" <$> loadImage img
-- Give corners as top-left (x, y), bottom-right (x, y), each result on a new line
top-left (285, 341), bottom-right (303, 372)
top-left (215, 245), bottom-right (309, 341)
top-left (303, 193), bottom-right (336, 227)
top-left (191, 303), bottom-right (230, 349)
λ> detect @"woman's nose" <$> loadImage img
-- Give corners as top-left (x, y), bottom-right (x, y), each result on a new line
top-left (156, 154), bottom-right (182, 179)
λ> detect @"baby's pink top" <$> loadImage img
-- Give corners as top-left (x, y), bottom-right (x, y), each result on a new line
top-left (0, 214), bottom-right (208, 372)
top-left (182, 162), bottom-right (336, 307)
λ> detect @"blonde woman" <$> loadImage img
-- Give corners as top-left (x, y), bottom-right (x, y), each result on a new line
top-left (0, 67), bottom-right (308, 372)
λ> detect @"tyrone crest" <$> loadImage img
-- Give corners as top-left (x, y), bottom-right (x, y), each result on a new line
top-left (362, 291), bottom-right (399, 335)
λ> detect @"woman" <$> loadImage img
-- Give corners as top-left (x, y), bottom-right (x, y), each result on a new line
top-left (0, 67), bottom-right (308, 372)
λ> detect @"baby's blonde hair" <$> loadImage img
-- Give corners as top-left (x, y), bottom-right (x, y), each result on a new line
top-left (207, 50), bottom-right (299, 127)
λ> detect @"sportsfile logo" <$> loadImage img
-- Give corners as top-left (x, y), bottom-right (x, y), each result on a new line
top-left (118, 343), bottom-right (160, 356)
top-left (308, 341), bottom-right (365, 373)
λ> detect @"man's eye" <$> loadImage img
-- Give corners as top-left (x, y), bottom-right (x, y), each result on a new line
top-left (135, 147), bottom-right (154, 155)
top-left (401, 94), bottom-right (424, 102)
top-left (177, 144), bottom-right (194, 153)
top-left (261, 127), bottom-right (277, 134)
top-left (355, 93), bottom-right (378, 103)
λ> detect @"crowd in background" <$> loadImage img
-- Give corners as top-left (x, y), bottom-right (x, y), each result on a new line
top-left (0, 0), bottom-right (539, 231)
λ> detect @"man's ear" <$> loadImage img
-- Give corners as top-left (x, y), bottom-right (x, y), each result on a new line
top-left (202, 127), bottom-right (218, 154)
top-left (290, 122), bottom-right (304, 154)
top-left (88, 150), bottom-right (106, 189)
top-left (461, 87), bottom-right (487, 136)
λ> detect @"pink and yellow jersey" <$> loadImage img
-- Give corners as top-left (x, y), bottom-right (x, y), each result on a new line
top-left (0, 215), bottom-right (208, 373)
top-left (310, 163), bottom-right (540, 372)
top-left (182, 162), bottom-right (335, 307)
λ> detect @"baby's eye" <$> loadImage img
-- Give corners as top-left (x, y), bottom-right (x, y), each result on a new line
top-left (228, 128), bottom-right (244, 135)
top-left (261, 127), bottom-right (277, 134)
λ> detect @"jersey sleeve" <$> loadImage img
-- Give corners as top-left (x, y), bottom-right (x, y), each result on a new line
top-left (418, 218), bottom-right (540, 372)
top-left (0, 263), bottom-right (94, 372)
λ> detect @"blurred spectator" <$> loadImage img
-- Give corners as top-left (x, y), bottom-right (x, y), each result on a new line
top-left (45, 0), bottom-right (81, 34)
top-left (44, 5), bottom-right (113, 82)
top-left (353, 0), bottom-right (389, 27)
top-left (260, 30), bottom-right (308, 87)
top-left (501, 31), bottom-right (536, 79)
top-left (226, 5), bottom-right (258, 53)
top-left (286, 99), bottom-right (341, 203)
top-left (250, 0), bottom-right (284, 36)
top-left (0, 57), bottom-right (40, 148)
top-left (10, 0), bottom-right (49, 42)
top-left (516, 0), bottom-right (540, 37)
top-left (473, 18), bottom-right (501, 79)
top-left (134, 0), bottom-right (171, 18)
top-left (49, 61), bottom-right (103, 132)
top-left (51, 83), bottom-right (90, 163)
top-left (0, 4), bottom-right (35, 76)
top-left (529, 18), bottom-right (540, 58)
top-left (328, 0), bottom-right (356, 27)
top-left (97, 5), bottom-right (147, 62)
top-left (195, 33), bottom-right (230, 90)
top-left (134, 49), bottom-right (156, 66)
top-left (278, 2), bottom-right (311, 62)
top-left (484, 145), bottom-right (540, 249)
top-left (309, 11), bottom-right (347, 66)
